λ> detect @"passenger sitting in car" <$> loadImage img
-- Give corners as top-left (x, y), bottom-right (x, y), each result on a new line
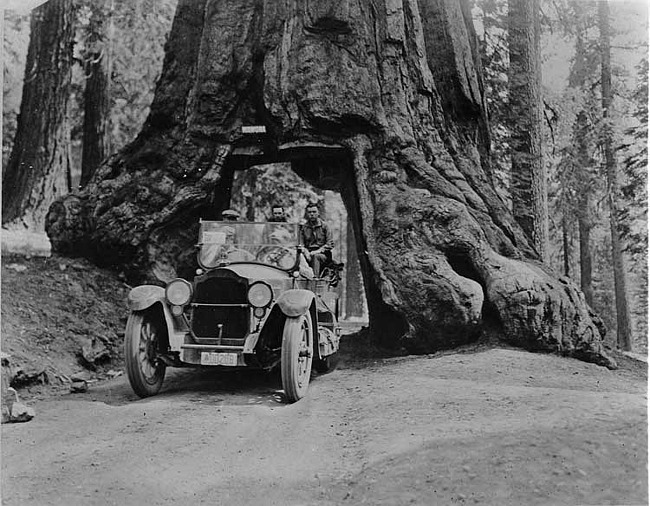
top-left (265, 228), bottom-right (314, 279)
top-left (268, 204), bottom-right (287, 222)
top-left (300, 203), bottom-right (334, 277)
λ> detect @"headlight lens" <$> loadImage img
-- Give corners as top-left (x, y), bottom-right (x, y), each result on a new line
top-left (247, 282), bottom-right (273, 308)
top-left (165, 278), bottom-right (193, 306)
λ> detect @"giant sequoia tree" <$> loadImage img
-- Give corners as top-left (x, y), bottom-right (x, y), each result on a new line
top-left (3, 0), bottom-right (74, 231)
top-left (46, 0), bottom-right (614, 367)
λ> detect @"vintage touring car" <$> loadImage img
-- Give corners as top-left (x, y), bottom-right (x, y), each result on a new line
top-left (124, 220), bottom-right (341, 402)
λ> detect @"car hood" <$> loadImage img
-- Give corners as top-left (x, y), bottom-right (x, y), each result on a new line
top-left (219, 263), bottom-right (292, 281)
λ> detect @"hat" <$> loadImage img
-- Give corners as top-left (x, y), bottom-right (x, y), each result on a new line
top-left (221, 209), bottom-right (240, 219)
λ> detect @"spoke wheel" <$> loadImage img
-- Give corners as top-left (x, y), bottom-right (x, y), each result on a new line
top-left (125, 311), bottom-right (166, 398)
top-left (281, 313), bottom-right (314, 402)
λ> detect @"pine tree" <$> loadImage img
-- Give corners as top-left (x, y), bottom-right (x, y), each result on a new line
top-left (79, 0), bottom-right (111, 187)
top-left (598, 0), bottom-right (632, 351)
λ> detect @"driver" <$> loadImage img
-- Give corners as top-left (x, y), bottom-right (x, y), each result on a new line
top-left (221, 209), bottom-right (240, 221)
top-left (300, 203), bottom-right (334, 277)
top-left (222, 227), bottom-right (254, 262)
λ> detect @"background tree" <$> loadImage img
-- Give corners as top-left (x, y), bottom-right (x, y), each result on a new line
top-left (79, 0), bottom-right (111, 187)
top-left (507, 0), bottom-right (548, 262)
top-left (472, 0), bottom-right (510, 198)
top-left (3, 0), bottom-right (176, 192)
top-left (618, 59), bottom-right (648, 347)
top-left (46, 0), bottom-right (614, 367)
top-left (2, 0), bottom-right (74, 231)
top-left (598, 0), bottom-right (632, 351)
top-left (2, 10), bottom-right (30, 174)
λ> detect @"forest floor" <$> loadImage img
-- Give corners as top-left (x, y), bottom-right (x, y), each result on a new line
top-left (1, 247), bottom-right (648, 505)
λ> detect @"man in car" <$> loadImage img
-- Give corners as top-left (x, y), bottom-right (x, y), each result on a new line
top-left (300, 203), bottom-right (334, 276)
top-left (268, 205), bottom-right (287, 222)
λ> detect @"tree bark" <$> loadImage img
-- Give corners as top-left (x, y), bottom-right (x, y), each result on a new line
top-left (2, 0), bottom-right (74, 231)
top-left (561, 214), bottom-right (570, 278)
top-left (598, 0), bottom-right (632, 351)
top-left (578, 196), bottom-right (594, 307)
top-left (345, 219), bottom-right (365, 319)
top-left (574, 111), bottom-right (595, 308)
top-left (46, 0), bottom-right (614, 367)
top-left (507, 0), bottom-right (548, 263)
top-left (80, 0), bottom-right (111, 188)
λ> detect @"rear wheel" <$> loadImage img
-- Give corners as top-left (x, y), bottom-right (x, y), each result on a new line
top-left (281, 314), bottom-right (314, 402)
top-left (125, 310), bottom-right (166, 398)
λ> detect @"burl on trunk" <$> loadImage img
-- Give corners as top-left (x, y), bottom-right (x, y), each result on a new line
top-left (46, 0), bottom-right (615, 367)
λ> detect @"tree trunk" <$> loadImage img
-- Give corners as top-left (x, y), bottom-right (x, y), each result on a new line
top-left (345, 219), bottom-right (365, 319)
top-left (598, 0), bottom-right (632, 351)
top-left (561, 214), bottom-right (570, 278)
top-left (243, 169), bottom-right (257, 221)
top-left (578, 196), bottom-right (594, 307)
top-left (2, 0), bottom-right (73, 231)
top-left (507, 0), bottom-right (548, 263)
top-left (46, 0), bottom-right (614, 367)
top-left (80, 0), bottom-right (111, 188)
top-left (568, 25), bottom-right (596, 310)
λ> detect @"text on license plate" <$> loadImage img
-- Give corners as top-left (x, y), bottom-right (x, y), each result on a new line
top-left (200, 352), bottom-right (238, 366)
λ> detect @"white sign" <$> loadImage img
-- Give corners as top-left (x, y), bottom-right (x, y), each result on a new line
top-left (241, 125), bottom-right (266, 134)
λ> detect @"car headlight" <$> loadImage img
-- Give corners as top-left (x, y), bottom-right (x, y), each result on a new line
top-left (165, 278), bottom-right (193, 306)
top-left (247, 282), bottom-right (273, 308)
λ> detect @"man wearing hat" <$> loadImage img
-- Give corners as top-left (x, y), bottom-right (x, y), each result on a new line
top-left (221, 209), bottom-right (240, 221)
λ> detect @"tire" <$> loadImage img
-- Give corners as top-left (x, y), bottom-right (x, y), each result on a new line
top-left (125, 310), bottom-right (166, 398)
top-left (281, 313), bottom-right (314, 402)
top-left (314, 352), bottom-right (339, 373)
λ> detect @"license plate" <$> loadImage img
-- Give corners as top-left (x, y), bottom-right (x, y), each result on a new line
top-left (200, 352), bottom-right (238, 366)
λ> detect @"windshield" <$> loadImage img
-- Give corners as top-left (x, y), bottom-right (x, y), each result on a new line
top-left (198, 221), bottom-right (300, 270)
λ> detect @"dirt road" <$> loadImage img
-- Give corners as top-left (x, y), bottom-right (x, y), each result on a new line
top-left (2, 348), bottom-right (647, 506)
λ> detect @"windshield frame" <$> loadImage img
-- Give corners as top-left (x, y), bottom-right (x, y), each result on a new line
top-left (196, 220), bottom-right (302, 272)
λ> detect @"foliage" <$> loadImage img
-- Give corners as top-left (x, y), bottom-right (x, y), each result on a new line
top-left (618, 58), bottom-right (648, 260)
top-left (230, 164), bottom-right (321, 223)
top-left (107, 0), bottom-right (177, 152)
top-left (471, 0), bottom-right (510, 199)
top-left (618, 58), bottom-right (648, 349)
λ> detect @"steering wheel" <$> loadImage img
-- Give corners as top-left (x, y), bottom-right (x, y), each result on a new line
top-left (256, 246), bottom-right (296, 268)
top-left (225, 248), bottom-right (255, 262)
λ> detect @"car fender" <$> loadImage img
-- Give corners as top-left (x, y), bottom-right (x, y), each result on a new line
top-left (127, 285), bottom-right (176, 339)
top-left (276, 289), bottom-right (315, 318)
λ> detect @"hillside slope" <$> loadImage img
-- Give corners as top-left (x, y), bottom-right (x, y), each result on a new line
top-left (1, 253), bottom-right (131, 397)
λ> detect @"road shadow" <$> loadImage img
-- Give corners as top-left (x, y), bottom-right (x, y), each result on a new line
top-left (65, 367), bottom-right (288, 407)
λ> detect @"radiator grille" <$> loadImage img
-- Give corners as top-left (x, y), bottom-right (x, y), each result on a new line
top-left (191, 276), bottom-right (249, 340)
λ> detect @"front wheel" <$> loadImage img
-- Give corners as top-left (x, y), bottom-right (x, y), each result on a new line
top-left (281, 314), bottom-right (314, 402)
top-left (125, 310), bottom-right (166, 398)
